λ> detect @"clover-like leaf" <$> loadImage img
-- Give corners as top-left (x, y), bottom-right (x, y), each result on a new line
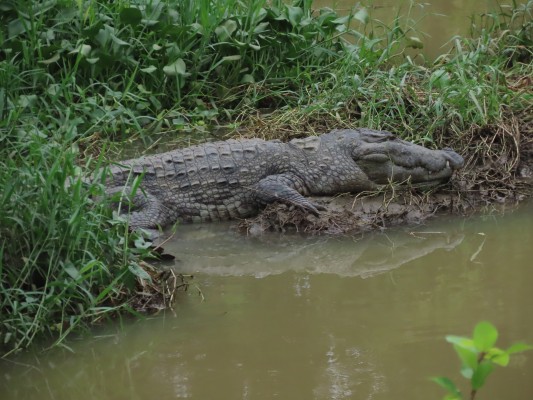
top-left (473, 321), bottom-right (498, 352)
top-left (286, 5), bottom-right (303, 27)
top-left (353, 8), bottom-right (369, 24)
top-left (163, 59), bottom-right (190, 76)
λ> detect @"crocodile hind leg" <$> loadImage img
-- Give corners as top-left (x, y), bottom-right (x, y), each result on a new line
top-left (254, 174), bottom-right (326, 215)
top-left (106, 186), bottom-right (173, 230)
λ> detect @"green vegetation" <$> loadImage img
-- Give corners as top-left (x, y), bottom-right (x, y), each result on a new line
top-left (1, 0), bottom-right (532, 356)
top-left (433, 321), bottom-right (533, 400)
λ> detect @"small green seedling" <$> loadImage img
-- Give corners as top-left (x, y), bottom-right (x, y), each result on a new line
top-left (432, 321), bottom-right (533, 400)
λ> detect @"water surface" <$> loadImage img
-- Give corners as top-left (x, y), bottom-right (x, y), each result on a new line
top-left (316, 0), bottom-right (526, 59)
top-left (1, 203), bottom-right (533, 399)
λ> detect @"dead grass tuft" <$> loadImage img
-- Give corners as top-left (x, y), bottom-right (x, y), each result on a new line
top-left (128, 263), bottom-right (191, 313)
top-left (447, 110), bottom-right (533, 204)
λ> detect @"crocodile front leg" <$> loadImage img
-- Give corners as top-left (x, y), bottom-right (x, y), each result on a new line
top-left (254, 174), bottom-right (325, 215)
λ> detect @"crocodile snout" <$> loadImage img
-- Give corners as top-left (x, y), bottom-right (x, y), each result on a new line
top-left (443, 148), bottom-right (464, 170)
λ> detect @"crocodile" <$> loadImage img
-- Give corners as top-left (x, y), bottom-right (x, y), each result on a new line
top-left (105, 128), bottom-right (464, 229)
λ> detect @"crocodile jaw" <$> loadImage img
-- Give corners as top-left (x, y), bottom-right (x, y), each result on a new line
top-left (351, 132), bottom-right (464, 185)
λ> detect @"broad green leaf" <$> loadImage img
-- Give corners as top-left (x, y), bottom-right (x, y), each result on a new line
top-left (286, 5), bottom-right (303, 26)
top-left (18, 95), bottom-right (38, 108)
top-left (120, 7), bottom-right (142, 26)
top-left (110, 33), bottom-right (130, 46)
top-left (255, 7), bottom-right (268, 22)
top-left (253, 22), bottom-right (270, 34)
top-left (431, 377), bottom-right (462, 397)
top-left (3, 332), bottom-right (12, 345)
top-left (506, 342), bottom-right (533, 354)
top-left (79, 44), bottom-right (92, 56)
top-left (47, 84), bottom-right (60, 95)
top-left (64, 263), bottom-right (81, 280)
top-left (451, 343), bottom-right (478, 371)
top-left (473, 321), bottom-right (498, 351)
top-left (353, 8), bottom-right (369, 24)
top-left (490, 350), bottom-right (510, 367)
top-left (471, 361), bottom-right (494, 390)
top-left (95, 27), bottom-right (111, 46)
top-left (0, 2), bottom-right (14, 11)
top-left (241, 74), bottom-right (255, 83)
top-left (8, 19), bottom-right (26, 38)
top-left (163, 59), bottom-right (190, 76)
top-left (189, 22), bottom-right (204, 35)
top-left (215, 19), bottom-right (238, 41)
top-left (137, 84), bottom-right (152, 94)
top-left (430, 69), bottom-right (450, 88)
top-left (128, 263), bottom-right (152, 282)
top-left (43, 29), bottom-right (55, 41)
top-left (24, 295), bottom-right (37, 303)
top-left (134, 236), bottom-right (151, 249)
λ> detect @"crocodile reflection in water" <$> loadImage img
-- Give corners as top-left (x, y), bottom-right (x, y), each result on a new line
top-left (165, 224), bottom-right (464, 278)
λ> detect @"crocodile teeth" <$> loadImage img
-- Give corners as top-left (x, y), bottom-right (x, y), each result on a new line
top-left (446, 160), bottom-right (450, 169)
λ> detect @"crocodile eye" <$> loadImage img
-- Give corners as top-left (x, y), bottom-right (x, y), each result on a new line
top-left (366, 131), bottom-right (396, 143)
top-left (380, 131), bottom-right (396, 141)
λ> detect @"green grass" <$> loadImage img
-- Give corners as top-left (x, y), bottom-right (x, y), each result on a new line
top-left (0, 120), bottom-right (162, 356)
top-left (0, 0), bottom-right (532, 356)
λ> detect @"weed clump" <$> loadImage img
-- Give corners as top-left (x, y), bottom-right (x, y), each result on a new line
top-left (0, 131), bottom-right (189, 357)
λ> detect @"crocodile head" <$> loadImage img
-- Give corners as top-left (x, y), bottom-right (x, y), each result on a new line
top-left (335, 128), bottom-right (464, 185)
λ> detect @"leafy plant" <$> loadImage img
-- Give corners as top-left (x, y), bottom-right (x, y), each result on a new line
top-left (432, 321), bottom-right (533, 400)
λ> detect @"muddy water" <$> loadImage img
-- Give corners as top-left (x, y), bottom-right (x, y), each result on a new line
top-left (2, 203), bottom-right (533, 399)
top-left (315, 0), bottom-right (525, 59)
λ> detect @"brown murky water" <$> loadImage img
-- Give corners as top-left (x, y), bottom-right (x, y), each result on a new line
top-left (316, 0), bottom-right (525, 59)
top-left (1, 202), bottom-right (533, 399)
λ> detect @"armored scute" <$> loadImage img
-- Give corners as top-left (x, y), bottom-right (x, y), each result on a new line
top-left (105, 129), bottom-right (464, 229)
